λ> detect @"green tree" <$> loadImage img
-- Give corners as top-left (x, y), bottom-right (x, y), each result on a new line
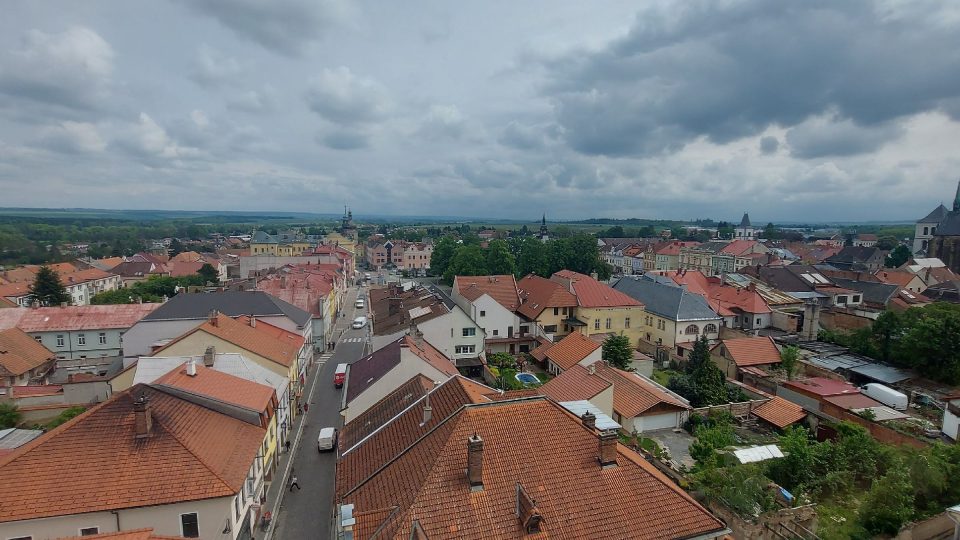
top-left (517, 237), bottom-right (550, 277)
top-left (885, 245), bottom-right (911, 268)
top-left (487, 352), bottom-right (517, 370)
top-left (768, 426), bottom-right (816, 490)
top-left (859, 461), bottom-right (914, 535)
top-left (689, 335), bottom-right (728, 406)
top-left (689, 422), bottom-right (736, 465)
top-left (168, 238), bottom-right (185, 257)
top-left (198, 263), bottom-right (219, 283)
top-left (28, 265), bottom-right (71, 306)
top-left (872, 310), bottom-right (903, 362)
top-left (443, 244), bottom-right (488, 284)
top-left (602, 334), bottom-right (634, 370)
top-left (485, 240), bottom-right (516, 276)
top-left (876, 236), bottom-right (899, 250)
top-left (429, 236), bottom-right (457, 278)
top-left (0, 402), bottom-right (21, 429)
top-left (780, 345), bottom-right (799, 380)
top-left (45, 406), bottom-right (86, 429)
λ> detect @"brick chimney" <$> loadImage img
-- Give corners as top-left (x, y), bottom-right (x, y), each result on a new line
top-left (581, 411), bottom-right (596, 431)
top-left (208, 310), bottom-right (219, 326)
top-left (249, 315), bottom-right (257, 328)
top-left (203, 346), bottom-right (216, 367)
top-left (133, 394), bottom-right (153, 439)
top-left (599, 430), bottom-right (618, 468)
top-left (467, 433), bottom-right (483, 491)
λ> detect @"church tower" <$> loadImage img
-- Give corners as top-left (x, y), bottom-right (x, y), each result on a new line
top-left (537, 214), bottom-right (549, 242)
top-left (928, 179), bottom-right (960, 273)
top-left (734, 212), bottom-right (757, 240)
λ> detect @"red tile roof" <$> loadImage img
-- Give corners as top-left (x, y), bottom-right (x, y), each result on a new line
top-left (454, 275), bottom-right (521, 311)
top-left (516, 274), bottom-right (578, 319)
top-left (655, 241), bottom-right (699, 256)
top-left (551, 270), bottom-right (642, 308)
top-left (0, 384), bottom-right (265, 523)
top-left (539, 364), bottom-right (611, 402)
top-left (720, 240), bottom-right (763, 256)
top-left (152, 314), bottom-right (303, 368)
top-left (782, 377), bottom-right (861, 397)
top-left (716, 336), bottom-right (782, 367)
top-left (342, 397), bottom-right (726, 540)
top-left (874, 270), bottom-right (922, 288)
top-left (154, 362), bottom-right (276, 413)
top-left (752, 397), bottom-right (806, 428)
top-left (57, 528), bottom-right (185, 540)
top-left (542, 332), bottom-right (601, 371)
top-left (11, 384), bottom-right (62, 398)
top-left (0, 328), bottom-right (54, 377)
top-left (823, 393), bottom-right (884, 410)
top-left (590, 362), bottom-right (690, 417)
top-left (0, 304), bottom-right (161, 332)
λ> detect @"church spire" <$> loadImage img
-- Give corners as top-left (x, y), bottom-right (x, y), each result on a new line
top-left (542, 213), bottom-right (546, 226)
top-left (954, 179), bottom-right (960, 212)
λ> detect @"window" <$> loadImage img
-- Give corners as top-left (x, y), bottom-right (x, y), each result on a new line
top-left (704, 324), bottom-right (718, 334)
top-left (624, 317), bottom-right (630, 329)
top-left (34, 336), bottom-right (42, 343)
top-left (836, 295), bottom-right (847, 305)
top-left (562, 307), bottom-right (568, 315)
top-left (479, 310), bottom-right (486, 317)
top-left (98, 332), bottom-right (106, 344)
top-left (56, 335), bottom-right (64, 347)
top-left (605, 318), bottom-right (612, 329)
top-left (78, 333), bottom-right (86, 345)
top-left (756, 318), bottom-right (761, 325)
top-left (492, 329), bottom-right (498, 336)
top-left (80, 528), bottom-right (100, 536)
top-left (594, 319), bottom-right (600, 330)
top-left (462, 328), bottom-right (476, 337)
top-left (923, 226), bottom-right (929, 235)
top-left (684, 324), bottom-right (699, 335)
top-left (543, 325), bottom-right (557, 333)
top-left (553, 307), bottom-right (559, 316)
top-left (852, 295), bottom-right (861, 303)
top-left (180, 513), bottom-right (200, 538)
top-left (455, 345), bottom-right (476, 354)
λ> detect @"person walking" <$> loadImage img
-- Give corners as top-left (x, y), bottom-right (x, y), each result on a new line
top-left (289, 474), bottom-right (301, 492)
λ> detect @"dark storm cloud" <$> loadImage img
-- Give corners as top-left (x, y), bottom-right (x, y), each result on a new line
top-left (785, 116), bottom-right (904, 159)
top-left (304, 67), bottom-right (391, 125)
top-left (542, 1), bottom-right (960, 157)
top-left (174, 0), bottom-right (348, 56)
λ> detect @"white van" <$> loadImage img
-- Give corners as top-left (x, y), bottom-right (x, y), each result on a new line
top-left (862, 383), bottom-right (908, 411)
top-left (352, 316), bottom-right (367, 329)
top-left (317, 427), bottom-right (338, 452)
top-left (355, 298), bottom-right (365, 309)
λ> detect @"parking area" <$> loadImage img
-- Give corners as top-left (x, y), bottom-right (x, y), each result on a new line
top-left (647, 429), bottom-right (695, 469)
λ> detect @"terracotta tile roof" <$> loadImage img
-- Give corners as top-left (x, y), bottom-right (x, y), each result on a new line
top-left (483, 388), bottom-right (542, 401)
top-left (716, 336), bottom-right (782, 367)
top-left (655, 241), bottom-right (699, 256)
top-left (590, 362), bottom-right (690, 418)
top-left (823, 393), bottom-right (884, 410)
top-left (874, 270), bottom-right (922, 288)
top-left (0, 281), bottom-right (31, 300)
top-left (402, 335), bottom-right (459, 378)
top-left (337, 376), bottom-right (493, 498)
top-left (539, 364), bottom-right (611, 402)
top-left (0, 328), bottom-right (54, 377)
top-left (551, 270), bottom-right (642, 308)
top-left (752, 397), bottom-right (806, 429)
top-left (339, 374), bottom-right (435, 451)
top-left (152, 314), bottom-right (303, 368)
top-left (154, 362), bottom-right (276, 413)
top-left (542, 332), bottom-right (601, 371)
top-left (720, 239), bottom-right (763, 256)
top-left (57, 528), bottom-right (185, 540)
top-left (454, 275), bottom-right (521, 311)
top-left (168, 260), bottom-right (205, 277)
top-left (516, 274), bottom-right (578, 319)
top-left (529, 338), bottom-right (553, 362)
top-left (368, 284), bottom-right (450, 336)
top-left (0, 384), bottom-right (265, 523)
top-left (0, 304), bottom-right (161, 332)
top-left (342, 398), bottom-right (726, 540)
top-left (782, 377), bottom-right (861, 397)
top-left (11, 384), bottom-right (62, 398)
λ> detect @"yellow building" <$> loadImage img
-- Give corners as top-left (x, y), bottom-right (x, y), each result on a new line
top-left (517, 274), bottom-right (579, 339)
top-left (549, 271), bottom-right (647, 345)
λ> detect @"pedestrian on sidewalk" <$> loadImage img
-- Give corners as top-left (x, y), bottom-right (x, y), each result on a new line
top-left (284, 439), bottom-right (291, 453)
top-left (289, 474), bottom-right (301, 492)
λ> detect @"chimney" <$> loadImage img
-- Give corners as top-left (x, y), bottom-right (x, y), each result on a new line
top-left (186, 359), bottom-right (197, 377)
top-left (599, 430), bottom-right (618, 468)
top-left (203, 346), bottom-right (216, 367)
top-left (581, 411), bottom-right (596, 430)
top-left (249, 315), bottom-right (256, 328)
top-left (133, 394), bottom-right (153, 439)
top-left (467, 433), bottom-right (484, 490)
top-left (208, 309), bottom-right (219, 326)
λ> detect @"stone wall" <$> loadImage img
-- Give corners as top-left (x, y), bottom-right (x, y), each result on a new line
top-left (705, 500), bottom-right (819, 540)
top-left (893, 512), bottom-right (956, 540)
top-left (819, 401), bottom-right (930, 449)
top-left (820, 309), bottom-right (873, 332)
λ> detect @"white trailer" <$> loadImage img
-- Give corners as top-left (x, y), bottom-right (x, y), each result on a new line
top-left (862, 383), bottom-right (908, 411)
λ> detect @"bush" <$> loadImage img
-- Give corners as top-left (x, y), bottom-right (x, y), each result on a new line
top-left (46, 406), bottom-right (86, 429)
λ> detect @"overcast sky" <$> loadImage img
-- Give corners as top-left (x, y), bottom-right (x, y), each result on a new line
top-left (2, 0), bottom-right (960, 222)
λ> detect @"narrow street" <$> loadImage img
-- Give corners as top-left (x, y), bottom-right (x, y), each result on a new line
top-left (269, 285), bottom-right (368, 540)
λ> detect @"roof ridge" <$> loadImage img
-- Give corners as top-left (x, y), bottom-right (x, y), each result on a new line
top-left (147, 386), bottom-right (245, 494)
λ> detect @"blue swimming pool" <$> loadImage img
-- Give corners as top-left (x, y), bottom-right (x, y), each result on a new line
top-left (515, 372), bottom-right (540, 385)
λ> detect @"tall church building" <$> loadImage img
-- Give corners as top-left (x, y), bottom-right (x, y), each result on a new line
top-left (734, 212), bottom-right (757, 240)
top-left (927, 181), bottom-right (960, 273)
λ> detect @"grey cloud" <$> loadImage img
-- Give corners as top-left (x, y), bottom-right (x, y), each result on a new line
top-left (759, 136), bottom-right (779, 155)
top-left (418, 105), bottom-right (466, 141)
top-left (0, 26), bottom-right (114, 113)
top-left (785, 116), bottom-right (903, 159)
top-left (305, 67), bottom-right (391, 125)
top-left (228, 89), bottom-right (276, 113)
top-left (32, 121), bottom-right (106, 154)
top-left (541, 1), bottom-right (960, 157)
top-left (499, 121), bottom-right (544, 150)
top-left (190, 44), bottom-right (241, 88)
top-left (174, 0), bottom-right (349, 56)
top-left (318, 129), bottom-right (369, 150)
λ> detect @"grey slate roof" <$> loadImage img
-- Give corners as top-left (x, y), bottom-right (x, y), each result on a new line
top-left (251, 230), bottom-right (278, 244)
top-left (829, 278), bottom-right (899, 305)
top-left (345, 338), bottom-right (403, 404)
top-left (739, 213), bottom-right (751, 227)
top-left (613, 276), bottom-right (720, 322)
top-left (142, 291), bottom-right (312, 326)
top-left (427, 285), bottom-right (456, 310)
top-left (918, 204), bottom-right (949, 224)
top-left (934, 211), bottom-right (960, 236)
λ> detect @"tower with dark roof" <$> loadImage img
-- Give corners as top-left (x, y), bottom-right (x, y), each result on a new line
top-left (537, 214), bottom-right (549, 242)
top-left (928, 179), bottom-right (960, 272)
top-left (734, 212), bottom-right (757, 240)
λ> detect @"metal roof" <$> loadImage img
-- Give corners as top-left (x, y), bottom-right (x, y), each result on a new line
top-left (852, 406), bottom-right (908, 421)
top-left (558, 400), bottom-right (621, 431)
top-left (732, 444), bottom-right (784, 464)
top-left (848, 363), bottom-right (913, 384)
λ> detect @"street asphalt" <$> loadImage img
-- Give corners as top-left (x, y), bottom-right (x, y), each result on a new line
top-left (272, 285), bottom-right (369, 540)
